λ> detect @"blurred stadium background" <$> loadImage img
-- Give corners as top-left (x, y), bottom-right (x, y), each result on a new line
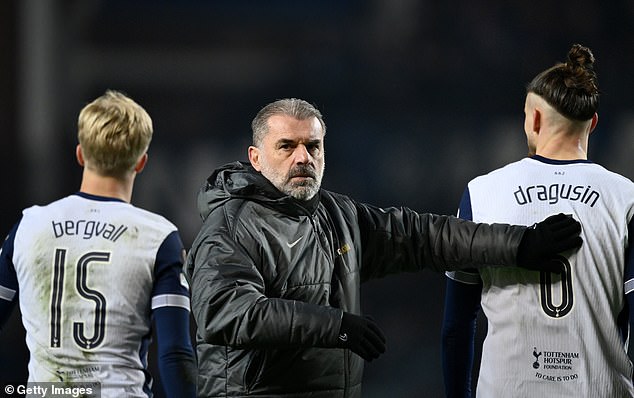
top-left (1, 1), bottom-right (633, 396)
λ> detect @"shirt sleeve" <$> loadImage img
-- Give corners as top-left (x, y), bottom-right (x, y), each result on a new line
top-left (153, 306), bottom-right (197, 398)
top-left (442, 277), bottom-right (481, 398)
top-left (446, 187), bottom-right (481, 284)
top-left (151, 230), bottom-right (197, 397)
top-left (151, 231), bottom-right (191, 312)
top-left (441, 187), bottom-right (482, 398)
top-left (353, 189), bottom-right (525, 279)
top-left (0, 221), bottom-right (20, 331)
top-left (624, 218), bottom-right (634, 355)
top-left (624, 217), bottom-right (634, 296)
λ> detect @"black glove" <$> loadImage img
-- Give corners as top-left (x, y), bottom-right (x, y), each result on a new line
top-left (516, 213), bottom-right (582, 272)
top-left (337, 312), bottom-right (386, 361)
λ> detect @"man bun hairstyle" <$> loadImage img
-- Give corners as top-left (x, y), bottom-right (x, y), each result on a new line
top-left (527, 44), bottom-right (599, 121)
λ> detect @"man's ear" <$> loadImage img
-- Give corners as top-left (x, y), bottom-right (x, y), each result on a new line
top-left (589, 112), bottom-right (598, 134)
top-left (248, 146), bottom-right (261, 171)
top-left (76, 145), bottom-right (85, 166)
top-left (134, 153), bottom-right (148, 173)
top-left (532, 108), bottom-right (542, 134)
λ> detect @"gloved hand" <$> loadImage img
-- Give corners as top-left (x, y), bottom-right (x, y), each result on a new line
top-left (337, 312), bottom-right (386, 361)
top-left (516, 213), bottom-right (582, 272)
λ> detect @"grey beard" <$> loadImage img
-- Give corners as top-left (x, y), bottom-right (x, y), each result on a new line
top-left (284, 182), bottom-right (320, 201)
top-left (261, 163), bottom-right (324, 201)
top-left (280, 164), bottom-right (323, 200)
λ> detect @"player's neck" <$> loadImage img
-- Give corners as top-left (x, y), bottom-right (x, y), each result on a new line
top-left (535, 133), bottom-right (588, 161)
top-left (79, 168), bottom-right (135, 203)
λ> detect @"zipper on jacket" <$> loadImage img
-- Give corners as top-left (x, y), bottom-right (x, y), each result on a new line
top-left (313, 205), bottom-right (351, 395)
top-left (311, 213), bottom-right (336, 265)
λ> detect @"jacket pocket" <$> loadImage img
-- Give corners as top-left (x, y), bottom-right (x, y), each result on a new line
top-left (244, 349), bottom-right (264, 393)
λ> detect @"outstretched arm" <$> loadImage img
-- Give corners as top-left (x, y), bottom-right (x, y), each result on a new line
top-left (353, 196), bottom-right (582, 279)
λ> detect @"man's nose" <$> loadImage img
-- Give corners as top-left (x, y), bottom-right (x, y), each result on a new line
top-left (293, 145), bottom-right (310, 163)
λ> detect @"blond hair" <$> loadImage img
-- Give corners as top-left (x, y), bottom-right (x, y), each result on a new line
top-left (77, 90), bottom-right (153, 176)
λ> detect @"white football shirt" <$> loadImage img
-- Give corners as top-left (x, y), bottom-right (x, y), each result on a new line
top-left (448, 156), bottom-right (634, 397)
top-left (0, 193), bottom-right (190, 397)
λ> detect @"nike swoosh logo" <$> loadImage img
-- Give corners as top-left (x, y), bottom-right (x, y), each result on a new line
top-left (338, 333), bottom-right (348, 342)
top-left (286, 236), bottom-right (303, 248)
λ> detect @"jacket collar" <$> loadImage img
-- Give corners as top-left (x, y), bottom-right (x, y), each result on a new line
top-left (198, 161), bottom-right (321, 219)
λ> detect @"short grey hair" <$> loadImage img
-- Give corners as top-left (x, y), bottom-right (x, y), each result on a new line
top-left (251, 98), bottom-right (326, 147)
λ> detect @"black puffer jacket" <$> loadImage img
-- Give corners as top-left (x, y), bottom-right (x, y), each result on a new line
top-left (185, 161), bottom-right (524, 397)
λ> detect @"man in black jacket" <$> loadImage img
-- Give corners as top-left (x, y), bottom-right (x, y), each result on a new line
top-left (185, 98), bottom-right (582, 397)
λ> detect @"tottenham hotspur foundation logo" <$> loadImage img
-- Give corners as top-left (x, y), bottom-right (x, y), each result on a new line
top-left (532, 347), bottom-right (542, 369)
